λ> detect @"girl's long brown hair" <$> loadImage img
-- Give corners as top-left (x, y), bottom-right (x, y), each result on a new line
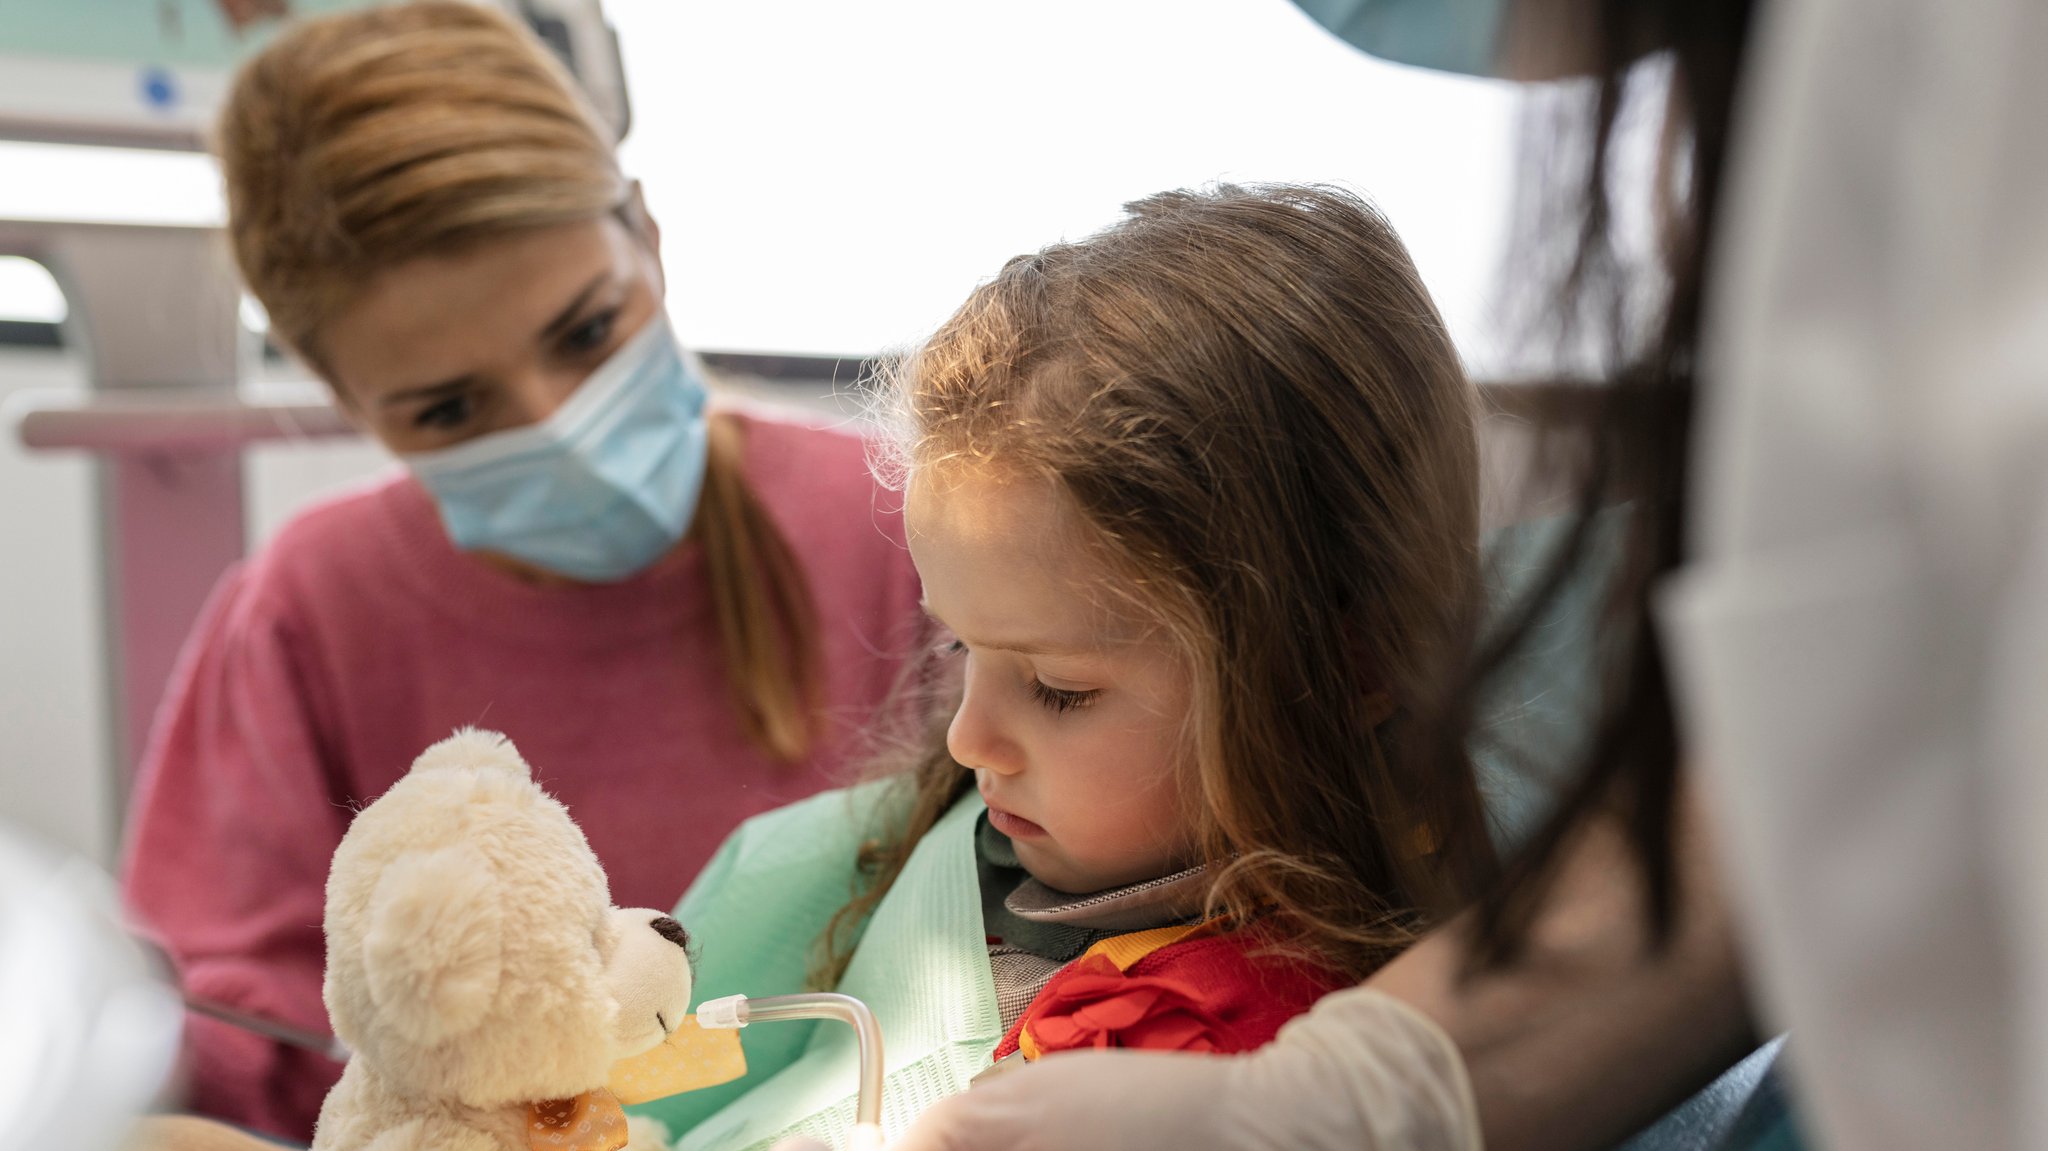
top-left (216, 1), bottom-right (818, 760)
top-left (820, 184), bottom-right (1498, 986)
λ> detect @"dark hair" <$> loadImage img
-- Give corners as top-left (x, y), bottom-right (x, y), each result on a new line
top-left (1446, 0), bottom-right (1762, 962)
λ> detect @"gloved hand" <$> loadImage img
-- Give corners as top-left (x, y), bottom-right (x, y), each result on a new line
top-left (880, 986), bottom-right (1480, 1151)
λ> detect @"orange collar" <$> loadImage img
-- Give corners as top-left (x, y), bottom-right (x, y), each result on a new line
top-left (526, 1088), bottom-right (628, 1151)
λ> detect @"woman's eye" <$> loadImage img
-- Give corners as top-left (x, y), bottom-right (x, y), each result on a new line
top-left (414, 394), bottom-right (473, 430)
top-left (933, 636), bottom-right (966, 659)
top-left (562, 310), bottom-right (618, 355)
top-left (1028, 680), bottom-right (1100, 715)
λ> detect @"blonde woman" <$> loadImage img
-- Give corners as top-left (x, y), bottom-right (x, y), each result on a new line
top-left (118, 3), bottom-right (922, 1140)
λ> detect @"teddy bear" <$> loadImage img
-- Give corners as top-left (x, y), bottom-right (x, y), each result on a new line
top-left (312, 728), bottom-right (695, 1151)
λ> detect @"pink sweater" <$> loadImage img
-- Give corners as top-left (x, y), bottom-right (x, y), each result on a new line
top-left (120, 412), bottom-right (924, 1141)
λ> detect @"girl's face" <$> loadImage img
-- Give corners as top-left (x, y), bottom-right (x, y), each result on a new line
top-left (319, 213), bottom-right (664, 455)
top-left (906, 466), bottom-right (1195, 894)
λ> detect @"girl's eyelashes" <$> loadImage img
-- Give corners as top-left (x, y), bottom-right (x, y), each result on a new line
top-left (931, 630), bottom-right (1097, 713)
top-left (1029, 679), bottom-right (1101, 715)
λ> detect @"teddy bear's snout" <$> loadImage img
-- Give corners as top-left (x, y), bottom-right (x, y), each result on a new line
top-left (649, 915), bottom-right (690, 950)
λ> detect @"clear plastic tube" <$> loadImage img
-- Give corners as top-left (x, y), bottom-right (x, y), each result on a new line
top-left (695, 992), bottom-right (885, 1144)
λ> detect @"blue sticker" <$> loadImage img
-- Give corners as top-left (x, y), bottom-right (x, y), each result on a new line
top-left (140, 66), bottom-right (179, 110)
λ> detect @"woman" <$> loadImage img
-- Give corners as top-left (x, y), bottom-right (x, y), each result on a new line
top-left (119, 3), bottom-right (923, 1141)
top-left (892, 0), bottom-right (2048, 1148)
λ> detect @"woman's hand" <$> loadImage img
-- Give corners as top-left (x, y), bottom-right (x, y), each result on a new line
top-left (1372, 790), bottom-right (1754, 1151)
top-left (870, 787), bottom-right (1748, 1151)
top-left (883, 988), bottom-right (1479, 1151)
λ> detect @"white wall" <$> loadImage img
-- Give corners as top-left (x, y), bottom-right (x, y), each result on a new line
top-left (0, 345), bottom-right (111, 862)
top-left (0, 342), bottom-right (390, 867)
top-left (609, 0), bottom-right (1517, 372)
top-left (243, 427), bottom-right (392, 547)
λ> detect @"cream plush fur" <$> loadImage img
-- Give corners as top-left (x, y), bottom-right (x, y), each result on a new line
top-left (313, 729), bottom-right (691, 1151)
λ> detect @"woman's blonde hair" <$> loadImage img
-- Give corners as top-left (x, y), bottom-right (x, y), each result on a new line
top-left (218, 1), bottom-right (817, 760)
top-left (820, 184), bottom-right (1498, 986)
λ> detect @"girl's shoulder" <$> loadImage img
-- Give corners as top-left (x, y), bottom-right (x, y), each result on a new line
top-left (1122, 927), bottom-right (1350, 1005)
top-left (998, 923), bottom-right (1349, 1062)
top-left (688, 776), bottom-right (910, 887)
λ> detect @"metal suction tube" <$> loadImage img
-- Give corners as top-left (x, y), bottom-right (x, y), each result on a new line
top-left (696, 992), bottom-right (885, 1141)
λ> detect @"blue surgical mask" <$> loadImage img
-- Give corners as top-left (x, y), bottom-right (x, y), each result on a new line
top-left (1291, 0), bottom-right (1511, 77)
top-left (404, 315), bottom-right (709, 583)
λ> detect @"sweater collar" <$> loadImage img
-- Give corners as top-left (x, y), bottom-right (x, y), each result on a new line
top-left (977, 815), bottom-right (1213, 933)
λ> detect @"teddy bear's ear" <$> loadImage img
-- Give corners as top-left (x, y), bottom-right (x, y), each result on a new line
top-left (408, 728), bottom-right (531, 779)
top-left (362, 846), bottom-right (503, 1045)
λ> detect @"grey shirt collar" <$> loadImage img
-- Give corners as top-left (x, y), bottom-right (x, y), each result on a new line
top-left (978, 813), bottom-right (1213, 933)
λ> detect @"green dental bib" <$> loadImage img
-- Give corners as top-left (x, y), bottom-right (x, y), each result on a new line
top-left (625, 520), bottom-right (1614, 1148)
top-left (630, 784), bottom-right (999, 1150)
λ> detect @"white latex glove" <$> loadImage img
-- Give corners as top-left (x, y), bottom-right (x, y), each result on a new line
top-left (877, 986), bottom-right (1479, 1151)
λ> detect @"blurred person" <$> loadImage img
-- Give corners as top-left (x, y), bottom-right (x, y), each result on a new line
top-left (889, 0), bottom-right (2048, 1148)
top-left (120, 2), bottom-right (922, 1141)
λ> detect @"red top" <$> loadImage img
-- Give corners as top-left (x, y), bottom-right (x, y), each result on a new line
top-left (119, 411), bottom-right (924, 1142)
top-left (993, 927), bottom-right (1349, 1062)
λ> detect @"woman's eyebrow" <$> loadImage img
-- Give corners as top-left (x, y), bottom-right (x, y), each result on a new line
top-left (376, 271), bottom-right (620, 405)
top-left (379, 375), bottom-right (476, 409)
top-left (538, 270), bottom-right (616, 341)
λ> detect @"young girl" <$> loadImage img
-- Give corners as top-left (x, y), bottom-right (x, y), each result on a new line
top-left (631, 183), bottom-right (1498, 1150)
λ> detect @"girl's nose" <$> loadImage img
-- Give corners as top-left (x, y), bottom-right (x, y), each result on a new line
top-left (947, 670), bottom-right (1021, 777)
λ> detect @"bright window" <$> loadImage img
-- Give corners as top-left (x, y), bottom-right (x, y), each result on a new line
top-left (0, 255), bottom-right (68, 324)
top-left (612, 0), bottom-right (1516, 369)
top-left (0, 1), bottom-right (1518, 367)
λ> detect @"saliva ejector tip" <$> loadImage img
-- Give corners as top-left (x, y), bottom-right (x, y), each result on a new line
top-left (695, 993), bottom-right (748, 1030)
